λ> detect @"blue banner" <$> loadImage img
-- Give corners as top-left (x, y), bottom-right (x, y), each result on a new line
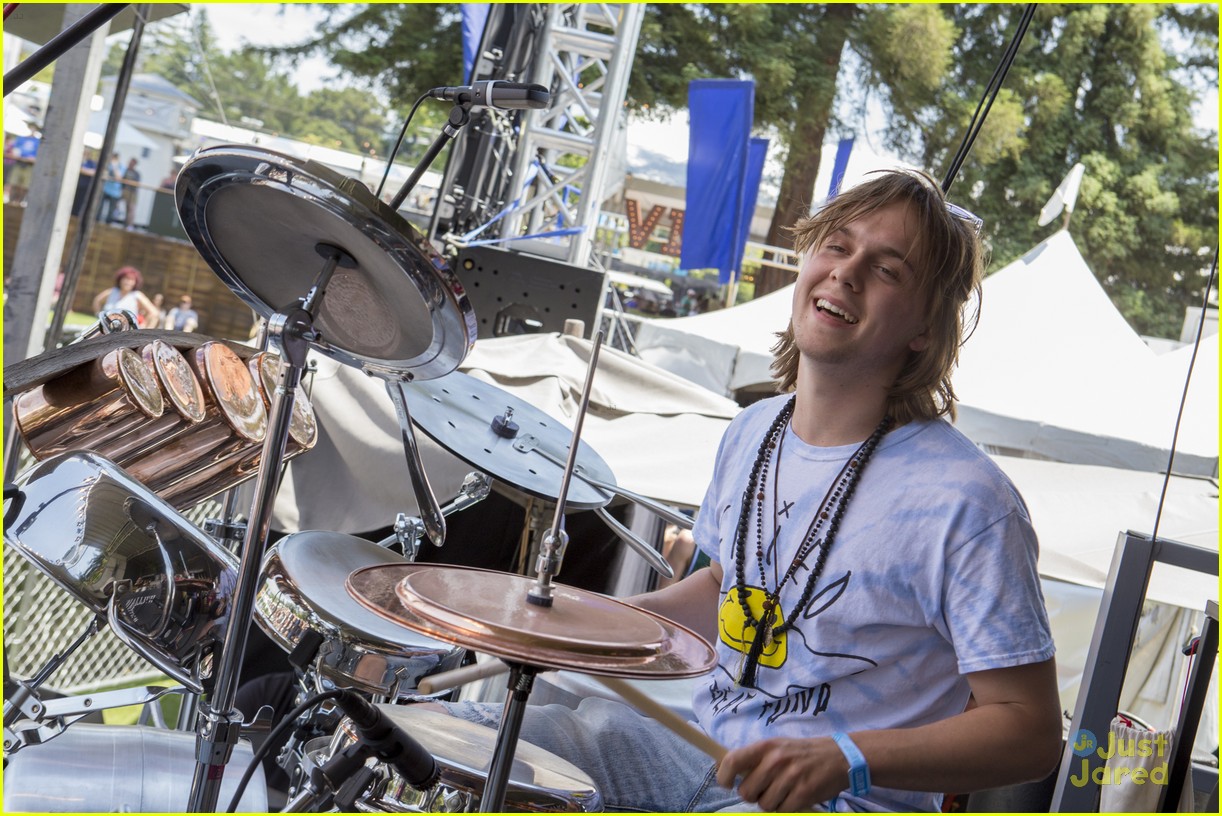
top-left (828, 137), bottom-right (854, 199)
top-left (681, 79), bottom-right (755, 283)
top-left (461, 5), bottom-right (491, 82)
top-left (732, 137), bottom-right (769, 283)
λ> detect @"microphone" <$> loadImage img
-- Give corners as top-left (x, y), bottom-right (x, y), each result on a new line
top-left (334, 691), bottom-right (439, 789)
top-left (427, 79), bottom-right (550, 110)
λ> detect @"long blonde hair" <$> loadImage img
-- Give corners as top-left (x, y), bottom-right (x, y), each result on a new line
top-left (770, 170), bottom-right (984, 424)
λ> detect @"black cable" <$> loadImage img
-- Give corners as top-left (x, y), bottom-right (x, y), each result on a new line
top-left (941, 3), bottom-right (1038, 194)
top-left (1149, 247), bottom-right (1219, 545)
top-left (376, 93), bottom-right (431, 199)
top-left (225, 688), bottom-right (346, 813)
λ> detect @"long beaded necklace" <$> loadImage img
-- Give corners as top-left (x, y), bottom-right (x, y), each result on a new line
top-left (731, 396), bottom-right (892, 687)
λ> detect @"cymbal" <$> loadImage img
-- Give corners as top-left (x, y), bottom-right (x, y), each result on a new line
top-left (3, 330), bottom-right (244, 397)
top-left (401, 371), bottom-right (614, 510)
top-left (347, 563), bottom-right (716, 678)
top-left (175, 146), bottom-right (476, 380)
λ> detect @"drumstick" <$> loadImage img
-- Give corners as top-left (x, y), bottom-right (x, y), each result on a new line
top-left (591, 674), bottom-right (727, 762)
top-left (417, 659), bottom-right (510, 696)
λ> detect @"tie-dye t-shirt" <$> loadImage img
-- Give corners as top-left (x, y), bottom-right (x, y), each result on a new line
top-left (691, 394), bottom-right (1055, 812)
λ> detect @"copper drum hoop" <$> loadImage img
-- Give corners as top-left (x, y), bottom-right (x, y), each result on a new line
top-left (248, 350), bottom-right (319, 457)
top-left (4, 451), bottom-right (241, 693)
top-left (98, 339), bottom-right (209, 464)
top-left (122, 340), bottom-right (268, 510)
top-left (254, 532), bottom-right (465, 699)
top-left (326, 705), bottom-right (602, 812)
top-left (13, 346), bottom-right (164, 461)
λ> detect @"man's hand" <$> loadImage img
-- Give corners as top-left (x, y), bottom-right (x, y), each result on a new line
top-left (717, 736), bottom-right (849, 812)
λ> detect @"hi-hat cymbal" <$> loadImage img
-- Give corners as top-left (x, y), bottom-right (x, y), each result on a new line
top-left (347, 563), bottom-right (716, 678)
top-left (401, 371), bottom-right (614, 509)
top-left (176, 146), bottom-right (476, 380)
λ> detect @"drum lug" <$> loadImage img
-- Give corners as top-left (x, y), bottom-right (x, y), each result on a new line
top-left (203, 517), bottom-right (248, 543)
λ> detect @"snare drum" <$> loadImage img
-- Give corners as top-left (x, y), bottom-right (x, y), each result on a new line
top-left (255, 532), bottom-right (465, 698)
top-left (326, 705), bottom-right (602, 812)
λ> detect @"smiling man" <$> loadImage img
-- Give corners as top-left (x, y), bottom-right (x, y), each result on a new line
top-left (446, 169), bottom-right (1061, 812)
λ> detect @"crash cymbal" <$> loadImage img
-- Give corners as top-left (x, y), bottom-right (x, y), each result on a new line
top-left (176, 146), bottom-right (476, 380)
top-left (3, 330), bottom-right (240, 397)
top-left (401, 371), bottom-right (614, 510)
top-left (347, 563), bottom-right (716, 678)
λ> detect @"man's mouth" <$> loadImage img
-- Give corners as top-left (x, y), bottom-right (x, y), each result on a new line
top-left (816, 299), bottom-right (859, 324)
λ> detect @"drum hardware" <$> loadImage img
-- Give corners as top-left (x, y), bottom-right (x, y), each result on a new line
top-left (386, 378), bottom-right (448, 547)
top-left (5, 683), bottom-right (188, 756)
top-left (347, 329), bottom-right (715, 814)
top-left (510, 434), bottom-right (693, 531)
top-left (175, 143), bottom-right (475, 809)
top-left (72, 307), bottom-right (139, 344)
top-left (317, 705), bottom-right (600, 813)
top-left (375, 471), bottom-right (494, 559)
top-left (2, 613), bottom-right (105, 751)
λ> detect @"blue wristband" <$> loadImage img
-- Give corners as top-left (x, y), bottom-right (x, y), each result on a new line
top-left (831, 732), bottom-right (870, 797)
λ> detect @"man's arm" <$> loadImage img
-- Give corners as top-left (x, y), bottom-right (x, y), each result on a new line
top-left (718, 657), bottom-right (1062, 812)
top-left (626, 561), bottom-right (724, 645)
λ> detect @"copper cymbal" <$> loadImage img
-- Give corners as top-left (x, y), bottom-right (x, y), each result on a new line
top-left (176, 146), bottom-right (476, 380)
top-left (347, 563), bottom-right (716, 678)
top-left (401, 371), bottom-right (613, 509)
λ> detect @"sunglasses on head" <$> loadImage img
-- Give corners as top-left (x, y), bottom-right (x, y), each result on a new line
top-left (945, 201), bottom-right (984, 235)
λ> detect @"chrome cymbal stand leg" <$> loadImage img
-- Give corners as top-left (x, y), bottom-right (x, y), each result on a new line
top-left (480, 662), bottom-right (538, 813)
top-left (187, 244), bottom-right (351, 812)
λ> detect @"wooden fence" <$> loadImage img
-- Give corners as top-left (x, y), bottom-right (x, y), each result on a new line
top-left (4, 202), bottom-right (258, 341)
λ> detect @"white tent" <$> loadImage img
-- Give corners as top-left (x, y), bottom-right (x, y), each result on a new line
top-left (954, 230), bottom-right (1218, 477)
top-left (632, 230), bottom-right (1219, 476)
top-left (272, 333), bottom-right (741, 534)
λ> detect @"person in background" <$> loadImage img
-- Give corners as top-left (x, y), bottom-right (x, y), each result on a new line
top-left (166, 294), bottom-right (199, 332)
top-left (122, 157), bottom-right (141, 228)
top-left (92, 265), bottom-right (159, 326)
top-left (147, 293), bottom-right (166, 329)
top-left (439, 169), bottom-right (1061, 812)
top-left (98, 152), bottom-right (123, 223)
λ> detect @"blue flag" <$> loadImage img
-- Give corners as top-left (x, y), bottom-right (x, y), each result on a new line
top-left (681, 79), bottom-right (756, 283)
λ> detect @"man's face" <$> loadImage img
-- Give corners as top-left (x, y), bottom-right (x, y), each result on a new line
top-left (791, 201), bottom-right (930, 383)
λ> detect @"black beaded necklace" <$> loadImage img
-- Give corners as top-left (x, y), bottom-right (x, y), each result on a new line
top-left (731, 396), bottom-right (892, 687)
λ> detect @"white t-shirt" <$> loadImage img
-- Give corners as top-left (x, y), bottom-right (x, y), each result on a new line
top-left (691, 394), bottom-right (1055, 812)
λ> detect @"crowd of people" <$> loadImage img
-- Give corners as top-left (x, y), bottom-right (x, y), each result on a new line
top-left (91, 265), bottom-right (199, 331)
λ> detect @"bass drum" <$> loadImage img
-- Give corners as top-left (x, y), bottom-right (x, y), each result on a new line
top-left (324, 704), bottom-right (602, 812)
top-left (2, 724), bottom-right (267, 812)
top-left (255, 531), bottom-right (465, 698)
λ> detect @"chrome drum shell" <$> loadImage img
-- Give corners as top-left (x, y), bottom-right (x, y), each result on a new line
top-left (4, 451), bottom-right (239, 692)
top-left (254, 531), bottom-right (465, 698)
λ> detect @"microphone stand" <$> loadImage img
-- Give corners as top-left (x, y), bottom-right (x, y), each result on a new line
top-left (388, 103), bottom-right (472, 211)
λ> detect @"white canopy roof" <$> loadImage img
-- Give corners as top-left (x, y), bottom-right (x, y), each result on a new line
top-left (632, 230), bottom-right (1218, 476)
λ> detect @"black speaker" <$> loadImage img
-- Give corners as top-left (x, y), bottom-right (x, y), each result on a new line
top-left (453, 246), bottom-right (606, 338)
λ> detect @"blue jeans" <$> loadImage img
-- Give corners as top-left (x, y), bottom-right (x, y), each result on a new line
top-left (445, 697), bottom-right (764, 812)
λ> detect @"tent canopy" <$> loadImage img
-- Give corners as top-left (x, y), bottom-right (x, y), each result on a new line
top-left (632, 230), bottom-right (1218, 476)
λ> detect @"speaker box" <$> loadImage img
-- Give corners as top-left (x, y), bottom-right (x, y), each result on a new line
top-left (452, 246), bottom-right (606, 339)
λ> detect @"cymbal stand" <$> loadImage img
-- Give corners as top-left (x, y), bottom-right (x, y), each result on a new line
top-left (479, 331), bottom-right (604, 813)
top-left (186, 242), bottom-right (354, 812)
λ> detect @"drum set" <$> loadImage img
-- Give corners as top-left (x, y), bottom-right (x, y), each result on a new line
top-left (2, 145), bottom-right (715, 813)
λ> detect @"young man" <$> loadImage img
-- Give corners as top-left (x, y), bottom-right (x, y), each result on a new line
top-left (447, 169), bottom-right (1060, 812)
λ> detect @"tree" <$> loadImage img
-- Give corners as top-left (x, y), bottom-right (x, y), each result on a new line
top-left (874, 4), bottom-right (1217, 337)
